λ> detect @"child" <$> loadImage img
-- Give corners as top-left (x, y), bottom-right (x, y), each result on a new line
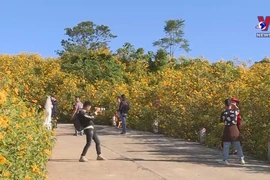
top-left (116, 97), bottom-right (122, 128)
top-left (115, 111), bottom-right (122, 128)
top-left (220, 98), bottom-right (245, 165)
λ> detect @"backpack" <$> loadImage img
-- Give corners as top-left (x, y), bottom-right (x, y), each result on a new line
top-left (122, 101), bottom-right (130, 113)
top-left (73, 114), bottom-right (83, 131)
top-left (126, 102), bottom-right (130, 111)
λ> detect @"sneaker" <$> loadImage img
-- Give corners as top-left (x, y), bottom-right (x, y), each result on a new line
top-left (79, 156), bottom-right (88, 162)
top-left (222, 160), bottom-right (229, 165)
top-left (80, 131), bottom-right (84, 136)
top-left (97, 155), bottom-right (106, 160)
top-left (240, 159), bottom-right (245, 165)
top-left (120, 132), bottom-right (126, 134)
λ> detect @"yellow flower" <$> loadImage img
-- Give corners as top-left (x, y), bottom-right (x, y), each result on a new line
top-left (3, 171), bottom-right (10, 177)
top-left (0, 115), bottom-right (9, 128)
top-left (14, 88), bottom-right (19, 95)
top-left (28, 134), bottom-right (33, 140)
top-left (31, 99), bottom-right (38, 103)
top-left (11, 97), bottom-right (17, 103)
top-left (25, 175), bottom-right (31, 180)
top-left (0, 132), bottom-right (3, 140)
top-left (44, 149), bottom-right (52, 156)
top-left (21, 112), bottom-right (27, 118)
top-left (42, 173), bottom-right (48, 179)
top-left (0, 90), bottom-right (7, 105)
top-left (31, 164), bottom-right (40, 173)
top-left (19, 150), bottom-right (24, 158)
top-left (51, 130), bottom-right (56, 136)
top-left (0, 154), bottom-right (7, 164)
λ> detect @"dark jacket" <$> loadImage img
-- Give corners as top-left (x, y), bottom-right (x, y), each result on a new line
top-left (52, 100), bottom-right (58, 114)
top-left (77, 109), bottom-right (97, 128)
top-left (119, 101), bottom-right (130, 115)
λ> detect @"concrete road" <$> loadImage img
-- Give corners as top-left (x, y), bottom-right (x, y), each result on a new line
top-left (47, 124), bottom-right (270, 180)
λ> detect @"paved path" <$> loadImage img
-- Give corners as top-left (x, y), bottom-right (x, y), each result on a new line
top-left (47, 124), bottom-right (270, 180)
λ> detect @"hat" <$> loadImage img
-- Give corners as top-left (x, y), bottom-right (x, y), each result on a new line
top-left (231, 97), bottom-right (240, 103)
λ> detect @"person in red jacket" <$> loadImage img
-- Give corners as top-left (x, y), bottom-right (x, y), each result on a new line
top-left (231, 97), bottom-right (241, 131)
top-left (230, 97), bottom-right (242, 154)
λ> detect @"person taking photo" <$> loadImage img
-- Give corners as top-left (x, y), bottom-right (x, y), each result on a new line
top-left (77, 101), bottom-right (106, 162)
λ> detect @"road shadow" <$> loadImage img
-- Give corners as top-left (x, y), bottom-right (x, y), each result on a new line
top-left (55, 124), bottom-right (270, 174)
top-left (96, 125), bottom-right (270, 175)
top-left (48, 159), bottom-right (79, 162)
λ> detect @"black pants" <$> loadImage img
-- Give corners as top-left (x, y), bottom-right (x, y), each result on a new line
top-left (52, 113), bottom-right (57, 127)
top-left (81, 128), bottom-right (101, 156)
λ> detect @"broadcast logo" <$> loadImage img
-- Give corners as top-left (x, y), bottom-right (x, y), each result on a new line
top-left (256, 16), bottom-right (270, 38)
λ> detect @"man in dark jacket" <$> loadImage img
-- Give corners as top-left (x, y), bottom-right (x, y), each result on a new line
top-left (77, 101), bottom-right (105, 162)
top-left (51, 95), bottom-right (58, 128)
top-left (118, 94), bottom-right (130, 134)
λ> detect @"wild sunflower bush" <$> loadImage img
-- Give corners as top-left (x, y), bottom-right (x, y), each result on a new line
top-left (0, 55), bottom-right (55, 179)
top-left (0, 91), bottom-right (54, 180)
top-left (0, 51), bottom-right (269, 180)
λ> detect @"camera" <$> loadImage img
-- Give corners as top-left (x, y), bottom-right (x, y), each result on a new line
top-left (96, 107), bottom-right (105, 111)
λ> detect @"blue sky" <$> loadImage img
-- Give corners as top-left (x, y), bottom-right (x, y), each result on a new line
top-left (0, 0), bottom-right (269, 63)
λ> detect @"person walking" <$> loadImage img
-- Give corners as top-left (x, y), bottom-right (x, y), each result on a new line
top-left (220, 98), bottom-right (245, 165)
top-left (118, 94), bottom-right (130, 134)
top-left (71, 96), bottom-right (84, 136)
top-left (77, 101), bottom-right (106, 162)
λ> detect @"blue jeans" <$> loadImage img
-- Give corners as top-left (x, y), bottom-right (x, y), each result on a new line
top-left (121, 114), bottom-right (127, 133)
top-left (118, 112), bottom-right (122, 120)
top-left (223, 141), bottom-right (244, 161)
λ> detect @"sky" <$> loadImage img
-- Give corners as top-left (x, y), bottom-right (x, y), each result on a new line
top-left (0, 0), bottom-right (269, 63)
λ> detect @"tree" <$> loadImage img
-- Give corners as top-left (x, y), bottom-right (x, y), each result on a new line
top-left (130, 47), bottom-right (151, 60)
top-left (116, 42), bottom-right (136, 62)
top-left (60, 50), bottom-right (124, 84)
top-left (153, 19), bottom-right (190, 57)
top-left (57, 21), bottom-right (117, 56)
top-left (148, 49), bottom-right (169, 71)
top-left (255, 57), bottom-right (270, 64)
top-left (116, 43), bottom-right (151, 62)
